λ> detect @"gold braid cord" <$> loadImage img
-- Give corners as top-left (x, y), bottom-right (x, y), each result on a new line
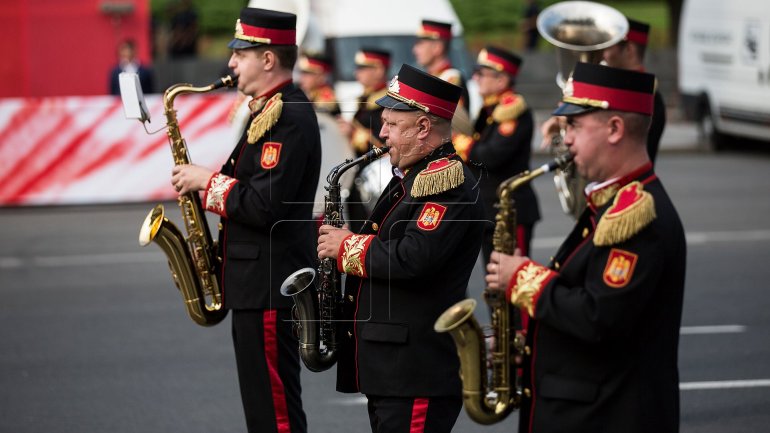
top-left (411, 158), bottom-right (464, 198)
top-left (593, 181), bottom-right (656, 247)
top-left (247, 93), bottom-right (283, 144)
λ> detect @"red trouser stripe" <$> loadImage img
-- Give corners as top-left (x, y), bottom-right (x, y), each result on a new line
top-left (410, 398), bottom-right (429, 433)
top-left (263, 310), bottom-right (291, 433)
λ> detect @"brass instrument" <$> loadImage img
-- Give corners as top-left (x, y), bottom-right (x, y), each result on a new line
top-left (435, 154), bottom-right (574, 425)
top-left (281, 146), bottom-right (390, 372)
top-left (537, 1), bottom-right (628, 219)
top-left (139, 75), bottom-right (237, 326)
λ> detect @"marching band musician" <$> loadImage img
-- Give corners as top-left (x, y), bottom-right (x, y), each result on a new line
top-left (456, 46), bottom-right (541, 265)
top-left (317, 64), bottom-right (484, 433)
top-left (170, 7), bottom-right (321, 433)
top-left (601, 18), bottom-right (666, 164)
top-left (486, 63), bottom-right (686, 433)
top-left (336, 48), bottom-right (391, 231)
top-left (413, 19), bottom-right (470, 109)
top-left (297, 53), bottom-right (341, 116)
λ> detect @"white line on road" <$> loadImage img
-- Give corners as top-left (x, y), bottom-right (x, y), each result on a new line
top-left (330, 380), bottom-right (770, 405)
top-left (533, 229), bottom-right (770, 249)
top-left (680, 325), bottom-right (747, 334)
top-left (680, 379), bottom-right (770, 390)
top-left (2, 229), bottom-right (769, 269)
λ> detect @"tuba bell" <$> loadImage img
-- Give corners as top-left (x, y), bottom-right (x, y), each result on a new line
top-left (537, 1), bottom-right (629, 219)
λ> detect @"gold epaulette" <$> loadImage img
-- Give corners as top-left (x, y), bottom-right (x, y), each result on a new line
top-left (492, 92), bottom-right (527, 123)
top-left (315, 85), bottom-right (336, 103)
top-left (594, 181), bottom-right (656, 246)
top-left (411, 157), bottom-right (464, 198)
top-left (247, 93), bottom-right (283, 144)
top-left (366, 88), bottom-right (388, 111)
top-left (438, 68), bottom-right (462, 86)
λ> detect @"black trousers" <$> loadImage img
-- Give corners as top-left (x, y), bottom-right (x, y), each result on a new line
top-left (366, 395), bottom-right (462, 433)
top-left (232, 309), bottom-right (307, 433)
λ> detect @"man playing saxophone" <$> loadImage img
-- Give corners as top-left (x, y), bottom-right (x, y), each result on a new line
top-left (170, 7), bottom-right (320, 433)
top-left (485, 63), bottom-right (686, 433)
top-left (317, 64), bottom-right (484, 433)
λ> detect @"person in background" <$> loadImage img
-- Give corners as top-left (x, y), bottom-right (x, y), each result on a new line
top-left (318, 63), bottom-right (484, 433)
top-left (521, 0), bottom-right (541, 52)
top-left (168, 0), bottom-right (199, 59)
top-left (109, 39), bottom-right (153, 95)
top-left (170, 7), bottom-right (321, 433)
top-left (413, 19), bottom-right (470, 108)
top-left (486, 62), bottom-right (686, 433)
top-left (336, 48), bottom-right (391, 231)
top-left (298, 53), bottom-right (340, 116)
top-left (459, 46), bottom-right (540, 266)
top-left (602, 18), bottom-right (666, 164)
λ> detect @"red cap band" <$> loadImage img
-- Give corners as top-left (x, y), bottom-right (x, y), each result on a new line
top-left (626, 29), bottom-right (649, 46)
top-left (484, 52), bottom-right (519, 76)
top-left (395, 81), bottom-right (457, 119)
top-left (420, 23), bottom-right (452, 40)
top-left (572, 81), bottom-right (653, 115)
top-left (240, 22), bottom-right (296, 45)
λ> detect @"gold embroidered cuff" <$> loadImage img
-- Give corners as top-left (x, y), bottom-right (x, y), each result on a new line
top-left (507, 260), bottom-right (558, 318)
top-left (337, 234), bottom-right (374, 277)
top-left (204, 173), bottom-right (237, 217)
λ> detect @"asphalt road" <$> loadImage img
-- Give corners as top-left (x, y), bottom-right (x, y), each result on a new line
top-left (1, 145), bottom-right (769, 433)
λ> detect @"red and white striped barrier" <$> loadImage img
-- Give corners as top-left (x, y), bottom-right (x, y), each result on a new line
top-left (0, 93), bottom-right (241, 206)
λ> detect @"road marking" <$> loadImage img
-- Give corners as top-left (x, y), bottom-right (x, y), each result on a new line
top-left (680, 325), bottom-right (746, 334)
top-left (2, 229), bottom-right (769, 269)
top-left (533, 229), bottom-right (770, 249)
top-left (680, 379), bottom-right (770, 390)
top-left (330, 380), bottom-right (770, 405)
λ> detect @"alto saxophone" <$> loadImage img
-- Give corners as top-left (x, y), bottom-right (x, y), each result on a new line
top-left (139, 75), bottom-right (237, 326)
top-left (435, 153), bottom-right (573, 424)
top-left (281, 146), bottom-right (390, 372)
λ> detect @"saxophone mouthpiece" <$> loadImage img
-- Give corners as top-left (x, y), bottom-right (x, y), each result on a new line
top-left (544, 152), bottom-right (574, 173)
top-left (365, 146), bottom-right (391, 162)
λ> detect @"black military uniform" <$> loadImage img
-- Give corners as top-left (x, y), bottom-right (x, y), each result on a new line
top-left (202, 8), bottom-right (321, 433)
top-left (335, 64), bottom-right (484, 433)
top-left (506, 63), bottom-right (686, 433)
top-left (346, 48), bottom-right (390, 231)
top-left (463, 46), bottom-right (540, 260)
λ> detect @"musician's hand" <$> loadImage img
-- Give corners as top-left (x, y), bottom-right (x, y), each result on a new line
top-left (171, 164), bottom-right (214, 195)
top-left (485, 249), bottom-right (530, 291)
top-left (539, 116), bottom-right (565, 150)
top-left (317, 224), bottom-right (352, 260)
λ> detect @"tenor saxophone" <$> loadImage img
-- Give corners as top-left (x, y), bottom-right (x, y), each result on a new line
top-left (281, 146), bottom-right (390, 372)
top-left (139, 75), bottom-right (237, 326)
top-left (435, 153), bottom-right (573, 424)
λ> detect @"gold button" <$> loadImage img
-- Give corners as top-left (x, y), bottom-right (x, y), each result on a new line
top-left (524, 345), bottom-right (531, 356)
top-left (230, 158), bottom-right (235, 165)
top-left (218, 223), bottom-right (223, 231)
top-left (523, 388), bottom-right (531, 398)
top-left (473, 132), bottom-right (480, 140)
top-left (582, 227), bottom-right (589, 238)
top-left (348, 295), bottom-right (354, 302)
top-left (217, 256), bottom-right (223, 263)
top-left (554, 262), bottom-right (560, 270)
top-left (486, 117), bottom-right (493, 125)
top-left (347, 331), bottom-right (353, 338)
top-left (371, 223), bottom-right (379, 231)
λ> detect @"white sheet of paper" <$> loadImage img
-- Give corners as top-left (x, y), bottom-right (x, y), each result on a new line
top-left (118, 72), bottom-right (150, 123)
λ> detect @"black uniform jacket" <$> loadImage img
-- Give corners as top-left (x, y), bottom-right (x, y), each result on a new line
top-left (203, 81), bottom-right (322, 310)
top-left (515, 163), bottom-right (686, 433)
top-left (335, 143), bottom-right (485, 397)
top-left (469, 90), bottom-right (540, 225)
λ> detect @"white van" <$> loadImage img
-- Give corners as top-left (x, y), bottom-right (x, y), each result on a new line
top-left (678, 0), bottom-right (770, 149)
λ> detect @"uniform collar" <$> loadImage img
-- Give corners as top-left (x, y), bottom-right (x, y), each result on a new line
top-left (429, 59), bottom-right (452, 76)
top-left (257, 78), bottom-right (293, 100)
top-left (585, 162), bottom-right (655, 209)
